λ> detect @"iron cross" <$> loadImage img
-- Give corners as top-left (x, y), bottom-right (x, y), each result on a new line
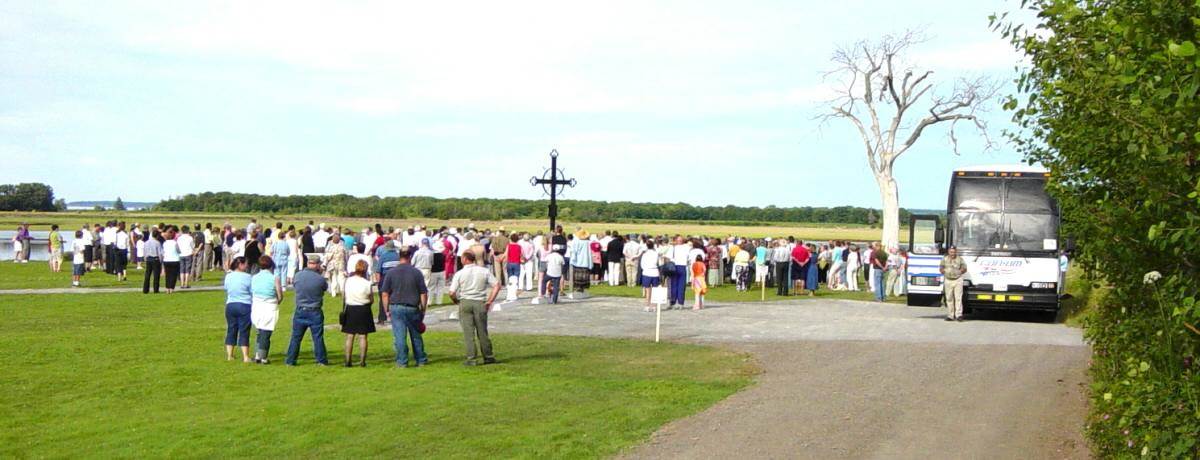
top-left (530, 149), bottom-right (577, 232)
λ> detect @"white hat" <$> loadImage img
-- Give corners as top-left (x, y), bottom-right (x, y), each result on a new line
top-left (449, 228), bottom-right (459, 235)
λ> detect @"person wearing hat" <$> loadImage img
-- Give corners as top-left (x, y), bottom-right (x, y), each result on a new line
top-left (449, 250), bottom-right (501, 366)
top-left (490, 230), bottom-right (509, 290)
top-left (285, 255), bottom-right (329, 366)
top-left (939, 246), bottom-right (967, 322)
top-left (373, 240), bottom-right (401, 324)
top-left (567, 229), bottom-right (593, 298)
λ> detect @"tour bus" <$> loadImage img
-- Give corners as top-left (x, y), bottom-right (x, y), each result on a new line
top-left (905, 164), bottom-right (1064, 317)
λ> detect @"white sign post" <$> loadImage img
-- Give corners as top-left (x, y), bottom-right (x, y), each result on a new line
top-left (650, 286), bottom-right (669, 343)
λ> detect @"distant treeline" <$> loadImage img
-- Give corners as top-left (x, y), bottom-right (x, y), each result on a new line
top-left (156, 192), bottom-right (929, 225)
top-left (0, 183), bottom-right (58, 212)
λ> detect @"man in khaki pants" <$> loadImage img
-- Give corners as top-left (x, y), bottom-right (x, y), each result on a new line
top-left (940, 246), bottom-right (967, 322)
top-left (449, 251), bottom-right (502, 366)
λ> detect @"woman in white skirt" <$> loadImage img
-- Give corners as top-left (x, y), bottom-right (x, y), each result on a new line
top-left (11, 233), bottom-right (22, 263)
top-left (250, 255), bottom-right (284, 364)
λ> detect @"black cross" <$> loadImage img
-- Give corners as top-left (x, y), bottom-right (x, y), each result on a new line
top-left (530, 149), bottom-right (577, 232)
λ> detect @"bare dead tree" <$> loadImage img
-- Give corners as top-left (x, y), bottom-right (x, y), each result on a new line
top-left (819, 30), bottom-right (998, 247)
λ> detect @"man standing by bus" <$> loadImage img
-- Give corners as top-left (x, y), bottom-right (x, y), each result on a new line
top-left (940, 246), bottom-right (967, 322)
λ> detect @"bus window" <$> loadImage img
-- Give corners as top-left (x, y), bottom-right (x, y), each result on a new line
top-left (952, 212), bottom-right (1002, 250)
top-left (952, 178), bottom-right (1002, 212)
top-left (909, 218), bottom-right (939, 254)
top-left (1004, 179), bottom-right (1054, 213)
top-left (1003, 214), bottom-right (1059, 251)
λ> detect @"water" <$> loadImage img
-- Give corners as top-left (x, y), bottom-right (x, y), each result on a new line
top-left (0, 230), bottom-right (78, 261)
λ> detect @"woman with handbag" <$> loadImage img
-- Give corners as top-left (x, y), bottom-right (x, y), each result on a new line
top-left (340, 260), bottom-right (375, 367)
top-left (250, 255), bottom-right (283, 364)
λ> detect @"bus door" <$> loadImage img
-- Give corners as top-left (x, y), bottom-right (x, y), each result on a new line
top-left (905, 215), bottom-right (944, 306)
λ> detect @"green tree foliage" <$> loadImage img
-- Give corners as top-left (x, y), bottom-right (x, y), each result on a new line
top-left (155, 192), bottom-right (918, 226)
top-left (997, 1), bottom-right (1200, 456)
top-left (53, 199), bottom-right (67, 211)
top-left (0, 183), bottom-right (56, 211)
top-left (113, 197), bottom-right (126, 211)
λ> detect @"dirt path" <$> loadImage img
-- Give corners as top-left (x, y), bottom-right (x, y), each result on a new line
top-left (622, 341), bottom-right (1089, 459)
top-left (425, 295), bottom-right (1091, 459)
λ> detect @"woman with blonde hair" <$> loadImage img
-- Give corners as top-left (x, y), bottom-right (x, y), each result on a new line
top-left (340, 260), bottom-right (375, 367)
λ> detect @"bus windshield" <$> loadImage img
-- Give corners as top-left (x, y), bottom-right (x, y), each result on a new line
top-left (951, 178), bottom-right (1001, 212)
top-left (949, 176), bottom-right (1058, 252)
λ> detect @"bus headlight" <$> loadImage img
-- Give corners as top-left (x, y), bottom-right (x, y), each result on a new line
top-left (911, 276), bottom-right (941, 286)
top-left (1030, 282), bottom-right (1057, 290)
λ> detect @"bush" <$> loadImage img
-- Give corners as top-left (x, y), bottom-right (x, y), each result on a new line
top-left (997, 0), bottom-right (1200, 456)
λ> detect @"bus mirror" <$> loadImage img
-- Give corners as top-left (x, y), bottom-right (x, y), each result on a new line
top-left (1064, 238), bottom-right (1076, 252)
top-left (934, 228), bottom-right (945, 245)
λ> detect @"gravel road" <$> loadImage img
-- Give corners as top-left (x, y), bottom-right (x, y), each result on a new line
top-left (426, 295), bottom-right (1092, 459)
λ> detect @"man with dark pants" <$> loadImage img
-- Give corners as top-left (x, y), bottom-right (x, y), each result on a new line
top-left (449, 251), bottom-right (501, 366)
top-left (772, 240), bottom-right (791, 296)
top-left (381, 251), bottom-right (428, 368)
top-left (286, 256), bottom-right (329, 366)
top-left (142, 231), bottom-right (163, 294)
top-left (668, 236), bottom-right (690, 308)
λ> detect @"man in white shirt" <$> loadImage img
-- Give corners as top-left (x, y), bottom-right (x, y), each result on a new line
top-left (669, 236), bottom-right (692, 308)
top-left (458, 233), bottom-right (478, 258)
top-left (79, 224), bottom-right (95, 272)
top-left (177, 226), bottom-right (196, 289)
top-left (101, 221), bottom-right (118, 275)
top-left (346, 244), bottom-right (373, 279)
top-left (313, 225), bottom-right (330, 252)
top-left (518, 234), bottom-right (535, 291)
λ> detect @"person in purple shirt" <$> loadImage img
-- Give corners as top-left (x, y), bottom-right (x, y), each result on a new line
top-left (15, 223), bottom-right (31, 263)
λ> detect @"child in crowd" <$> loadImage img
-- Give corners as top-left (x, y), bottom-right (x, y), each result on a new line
top-left (691, 254), bottom-right (707, 310)
top-left (71, 230), bottom-right (87, 287)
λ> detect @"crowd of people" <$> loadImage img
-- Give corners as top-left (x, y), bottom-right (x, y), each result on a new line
top-left (22, 218), bottom-right (932, 367)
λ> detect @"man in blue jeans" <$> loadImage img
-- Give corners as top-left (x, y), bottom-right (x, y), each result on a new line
top-left (286, 256), bottom-right (329, 366)
top-left (381, 251), bottom-right (429, 368)
top-left (870, 243), bottom-right (888, 302)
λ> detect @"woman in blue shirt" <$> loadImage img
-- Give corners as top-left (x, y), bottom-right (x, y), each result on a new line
top-left (224, 257), bottom-right (254, 362)
top-left (251, 256), bottom-right (284, 364)
top-left (270, 232), bottom-right (292, 288)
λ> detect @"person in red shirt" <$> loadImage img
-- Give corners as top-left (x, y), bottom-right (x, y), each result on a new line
top-left (791, 242), bottom-right (811, 293)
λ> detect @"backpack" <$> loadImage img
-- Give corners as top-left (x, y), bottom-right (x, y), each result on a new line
top-left (658, 255), bottom-right (676, 277)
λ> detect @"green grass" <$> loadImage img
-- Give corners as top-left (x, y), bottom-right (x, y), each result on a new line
top-left (587, 281), bottom-right (908, 305)
top-left (0, 291), bottom-right (755, 458)
top-left (0, 261), bottom-right (223, 290)
top-left (1060, 266), bottom-right (1108, 327)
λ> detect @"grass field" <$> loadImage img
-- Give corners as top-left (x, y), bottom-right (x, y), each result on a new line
top-left (0, 211), bottom-right (887, 241)
top-left (0, 261), bottom-right (224, 290)
top-left (0, 290), bottom-right (756, 458)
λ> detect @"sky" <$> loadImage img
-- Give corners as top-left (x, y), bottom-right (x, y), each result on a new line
top-left (0, 0), bottom-right (1034, 209)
